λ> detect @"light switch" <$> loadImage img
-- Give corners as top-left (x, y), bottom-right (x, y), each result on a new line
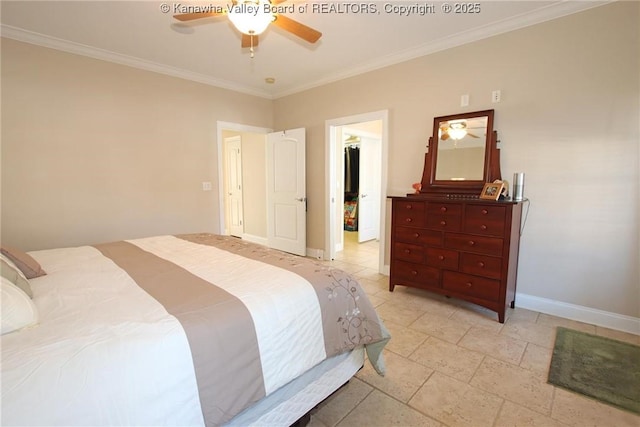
top-left (461, 94), bottom-right (469, 107)
top-left (492, 90), bottom-right (501, 103)
top-left (202, 182), bottom-right (212, 191)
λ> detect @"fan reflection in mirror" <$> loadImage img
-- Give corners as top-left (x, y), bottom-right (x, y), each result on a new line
top-left (435, 115), bottom-right (488, 181)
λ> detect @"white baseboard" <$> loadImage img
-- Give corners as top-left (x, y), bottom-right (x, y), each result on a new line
top-left (382, 264), bottom-right (390, 276)
top-left (241, 234), bottom-right (268, 246)
top-left (516, 293), bottom-right (640, 335)
top-left (306, 248), bottom-right (324, 260)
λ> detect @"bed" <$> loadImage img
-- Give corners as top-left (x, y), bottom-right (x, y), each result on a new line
top-left (1, 233), bottom-right (390, 426)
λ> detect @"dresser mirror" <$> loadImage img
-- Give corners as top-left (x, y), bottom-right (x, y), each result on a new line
top-left (419, 109), bottom-right (501, 196)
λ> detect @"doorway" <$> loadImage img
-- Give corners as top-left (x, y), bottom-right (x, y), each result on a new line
top-left (325, 111), bottom-right (388, 274)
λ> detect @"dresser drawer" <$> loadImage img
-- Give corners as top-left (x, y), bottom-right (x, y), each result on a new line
top-left (464, 205), bottom-right (506, 237)
top-left (394, 226), bottom-right (442, 246)
top-left (393, 201), bottom-right (425, 227)
top-left (426, 202), bottom-right (462, 231)
top-left (392, 260), bottom-right (440, 287)
top-left (444, 233), bottom-right (503, 256)
top-left (442, 271), bottom-right (500, 302)
top-left (461, 253), bottom-right (502, 280)
top-left (393, 242), bottom-right (424, 263)
top-left (426, 247), bottom-right (459, 270)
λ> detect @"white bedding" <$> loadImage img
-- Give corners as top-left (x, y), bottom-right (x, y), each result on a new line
top-left (1, 235), bottom-right (389, 426)
top-left (2, 243), bottom-right (205, 426)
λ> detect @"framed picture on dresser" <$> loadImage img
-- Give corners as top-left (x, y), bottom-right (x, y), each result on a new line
top-left (480, 182), bottom-right (504, 200)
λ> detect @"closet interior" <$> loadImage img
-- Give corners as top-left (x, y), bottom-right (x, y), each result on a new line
top-left (344, 135), bottom-right (360, 231)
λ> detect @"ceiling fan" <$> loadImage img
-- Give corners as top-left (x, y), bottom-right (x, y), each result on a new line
top-left (439, 121), bottom-right (480, 141)
top-left (173, 0), bottom-right (322, 54)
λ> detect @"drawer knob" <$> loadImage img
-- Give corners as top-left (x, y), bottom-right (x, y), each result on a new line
top-left (406, 205), bottom-right (413, 210)
top-left (481, 225), bottom-right (488, 230)
top-left (466, 282), bottom-right (473, 288)
top-left (440, 206), bottom-right (447, 212)
top-left (477, 262), bottom-right (485, 268)
top-left (440, 220), bottom-right (447, 226)
top-left (404, 249), bottom-right (411, 254)
top-left (411, 270), bottom-right (418, 276)
top-left (405, 218), bottom-right (412, 223)
top-left (468, 240), bottom-right (476, 246)
top-left (413, 233), bottom-right (420, 238)
top-left (438, 255), bottom-right (445, 261)
top-left (482, 209), bottom-right (488, 215)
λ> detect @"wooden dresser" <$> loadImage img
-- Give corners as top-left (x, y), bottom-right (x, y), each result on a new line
top-left (389, 196), bottom-right (523, 323)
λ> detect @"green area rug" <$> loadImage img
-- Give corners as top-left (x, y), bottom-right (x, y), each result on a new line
top-left (548, 327), bottom-right (640, 415)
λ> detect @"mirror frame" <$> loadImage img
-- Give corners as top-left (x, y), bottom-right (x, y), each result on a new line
top-left (419, 109), bottom-right (501, 196)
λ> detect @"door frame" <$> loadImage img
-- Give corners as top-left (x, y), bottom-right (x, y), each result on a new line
top-left (325, 110), bottom-right (389, 274)
top-left (216, 121), bottom-right (272, 236)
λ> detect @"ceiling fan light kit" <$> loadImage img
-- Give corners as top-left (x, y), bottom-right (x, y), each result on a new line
top-left (228, 0), bottom-right (274, 36)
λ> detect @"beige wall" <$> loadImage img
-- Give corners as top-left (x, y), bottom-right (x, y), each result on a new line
top-left (1, 38), bottom-right (273, 250)
top-left (274, 2), bottom-right (639, 317)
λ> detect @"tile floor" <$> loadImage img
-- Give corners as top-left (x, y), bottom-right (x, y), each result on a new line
top-left (309, 232), bottom-right (640, 427)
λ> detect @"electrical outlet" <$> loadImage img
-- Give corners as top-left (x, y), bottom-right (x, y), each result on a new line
top-left (492, 90), bottom-right (501, 103)
top-left (460, 94), bottom-right (469, 107)
top-left (202, 181), bottom-right (212, 191)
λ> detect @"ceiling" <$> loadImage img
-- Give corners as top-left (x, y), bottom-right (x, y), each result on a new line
top-left (0, 1), bottom-right (607, 99)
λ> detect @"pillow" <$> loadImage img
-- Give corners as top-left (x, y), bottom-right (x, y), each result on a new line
top-left (1, 277), bottom-right (38, 335)
top-left (0, 255), bottom-right (33, 298)
top-left (1, 246), bottom-right (46, 279)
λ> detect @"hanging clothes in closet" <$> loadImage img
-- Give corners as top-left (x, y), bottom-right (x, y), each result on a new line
top-left (344, 145), bottom-right (360, 231)
top-left (344, 145), bottom-right (360, 193)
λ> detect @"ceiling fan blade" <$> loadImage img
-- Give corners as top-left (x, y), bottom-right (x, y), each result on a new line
top-left (241, 34), bottom-right (259, 48)
top-left (441, 133), bottom-right (450, 141)
top-left (271, 0), bottom-right (288, 4)
top-left (272, 14), bottom-right (322, 43)
top-left (173, 11), bottom-right (225, 22)
top-left (468, 133), bottom-right (480, 138)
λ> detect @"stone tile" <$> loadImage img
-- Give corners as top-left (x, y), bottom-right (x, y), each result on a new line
top-left (311, 377), bottom-right (372, 427)
top-left (506, 307), bottom-right (540, 323)
top-left (551, 388), bottom-right (640, 427)
top-left (338, 389), bottom-right (441, 427)
top-left (536, 313), bottom-right (597, 334)
top-left (502, 317), bottom-right (558, 349)
top-left (470, 357), bottom-right (554, 415)
top-left (391, 290), bottom-right (460, 318)
top-left (409, 312), bottom-right (472, 344)
top-left (459, 327), bottom-right (527, 365)
top-left (363, 293), bottom-right (386, 308)
top-left (450, 306), bottom-right (505, 333)
top-left (595, 326), bottom-right (640, 345)
top-left (375, 300), bottom-right (426, 327)
top-left (409, 372), bottom-right (503, 427)
top-left (308, 414), bottom-right (330, 427)
top-left (519, 343), bottom-right (553, 379)
top-left (356, 350), bottom-right (433, 403)
top-left (356, 277), bottom-right (388, 297)
top-left (382, 320), bottom-right (428, 358)
top-left (495, 400), bottom-right (569, 427)
top-left (409, 336), bottom-right (485, 382)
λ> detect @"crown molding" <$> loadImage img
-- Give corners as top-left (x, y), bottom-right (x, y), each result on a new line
top-left (271, 1), bottom-right (611, 98)
top-left (0, 24), bottom-right (274, 99)
top-left (1, 1), bottom-right (610, 100)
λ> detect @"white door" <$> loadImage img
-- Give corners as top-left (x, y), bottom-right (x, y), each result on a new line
top-left (266, 128), bottom-right (306, 256)
top-left (224, 136), bottom-right (244, 237)
top-left (357, 137), bottom-right (381, 242)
